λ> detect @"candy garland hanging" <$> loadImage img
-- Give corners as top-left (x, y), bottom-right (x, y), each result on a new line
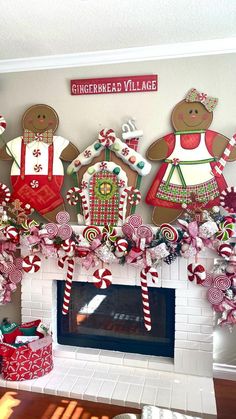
top-left (1, 188), bottom-right (236, 328)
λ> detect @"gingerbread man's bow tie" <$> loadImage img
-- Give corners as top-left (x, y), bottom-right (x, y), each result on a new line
top-left (185, 88), bottom-right (218, 112)
top-left (23, 129), bottom-right (53, 144)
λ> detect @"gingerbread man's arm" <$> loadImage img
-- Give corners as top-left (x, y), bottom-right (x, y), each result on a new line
top-left (146, 137), bottom-right (169, 161)
top-left (212, 133), bottom-right (236, 162)
top-left (60, 143), bottom-right (79, 162)
top-left (0, 145), bottom-right (12, 161)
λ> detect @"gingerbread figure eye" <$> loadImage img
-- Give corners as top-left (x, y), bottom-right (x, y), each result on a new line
top-left (195, 109), bottom-right (198, 114)
top-left (189, 109), bottom-right (193, 114)
top-left (43, 115), bottom-right (46, 119)
top-left (37, 114), bottom-right (41, 118)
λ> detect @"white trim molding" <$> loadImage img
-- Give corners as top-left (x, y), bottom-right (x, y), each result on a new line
top-left (0, 37), bottom-right (236, 74)
top-left (213, 363), bottom-right (236, 381)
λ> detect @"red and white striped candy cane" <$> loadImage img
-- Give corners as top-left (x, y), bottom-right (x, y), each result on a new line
top-left (118, 187), bottom-right (141, 220)
top-left (0, 115), bottom-right (7, 135)
top-left (58, 256), bottom-right (75, 315)
top-left (212, 133), bottom-right (236, 177)
top-left (66, 187), bottom-right (89, 221)
top-left (140, 266), bottom-right (158, 331)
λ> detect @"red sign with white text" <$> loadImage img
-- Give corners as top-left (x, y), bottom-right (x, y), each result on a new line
top-left (71, 75), bottom-right (158, 96)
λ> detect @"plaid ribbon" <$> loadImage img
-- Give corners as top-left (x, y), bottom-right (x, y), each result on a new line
top-left (185, 88), bottom-right (218, 112)
top-left (23, 129), bottom-right (53, 144)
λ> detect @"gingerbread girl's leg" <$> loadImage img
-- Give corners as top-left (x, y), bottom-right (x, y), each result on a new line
top-left (152, 207), bottom-right (183, 225)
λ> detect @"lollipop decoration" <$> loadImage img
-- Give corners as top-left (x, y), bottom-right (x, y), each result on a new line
top-left (83, 226), bottom-right (101, 243)
top-left (220, 187), bottom-right (236, 213)
top-left (102, 225), bottom-right (117, 243)
top-left (159, 223), bottom-right (179, 242)
top-left (207, 287), bottom-right (224, 305)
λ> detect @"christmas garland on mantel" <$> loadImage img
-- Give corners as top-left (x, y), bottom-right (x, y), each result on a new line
top-left (0, 183), bottom-right (236, 330)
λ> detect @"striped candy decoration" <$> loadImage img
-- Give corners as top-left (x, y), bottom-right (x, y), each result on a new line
top-left (98, 128), bottom-right (116, 147)
top-left (140, 266), bottom-right (159, 331)
top-left (0, 183), bottom-right (11, 204)
top-left (212, 133), bottom-right (236, 177)
top-left (0, 115), bottom-right (7, 135)
top-left (58, 256), bottom-right (75, 315)
top-left (118, 187), bottom-right (141, 221)
top-left (66, 187), bottom-right (89, 221)
top-left (93, 268), bottom-right (112, 289)
top-left (187, 263), bottom-right (206, 284)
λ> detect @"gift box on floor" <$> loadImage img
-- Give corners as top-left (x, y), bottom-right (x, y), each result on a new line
top-left (0, 335), bottom-right (53, 381)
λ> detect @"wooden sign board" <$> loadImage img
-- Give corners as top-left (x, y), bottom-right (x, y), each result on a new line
top-left (71, 75), bottom-right (158, 96)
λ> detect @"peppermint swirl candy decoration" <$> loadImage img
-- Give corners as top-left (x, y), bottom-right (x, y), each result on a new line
top-left (9, 269), bottom-right (23, 284)
top-left (122, 223), bottom-right (135, 239)
top-left (83, 225), bottom-right (101, 243)
top-left (213, 274), bottom-right (231, 291)
top-left (93, 268), bottom-right (112, 289)
top-left (58, 224), bottom-right (73, 241)
top-left (127, 214), bottom-right (143, 228)
top-left (0, 115), bottom-right (7, 135)
top-left (0, 183), bottom-right (11, 205)
top-left (22, 255), bottom-right (41, 273)
top-left (45, 223), bottom-right (59, 239)
top-left (136, 225), bottom-right (153, 244)
top-left (98, 128), bottom-right (116, 147)
top-left (187, 263), bottom-right (206, 284)
top-left (128, 189), bottom-right (141, 206)
top-left (160, 223), bottom-right (179, 242)
top-left (202, 273), bottom-right (213, 287)
top-left (4, 226), bottom-right (19, 242)
top-left (14, 257), bottom-right (23, 270)
top-left (218, 243), bottom-right (232, 259)
top-left (115, 238), bottom-right (129, 252)
top-left (56, 211), bottom-right (70, 225)
top-left (102, 225), bottom-right (117, 243)
top-left (207, 287), bottom-right (224, 304)
top-left (216, 221), bottom-right (234, 241)
top-left (2, 262), bottom-right (16, 274)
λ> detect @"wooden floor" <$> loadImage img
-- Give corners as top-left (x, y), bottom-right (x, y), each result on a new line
top-left (0, 379), bottom-right (235, 419)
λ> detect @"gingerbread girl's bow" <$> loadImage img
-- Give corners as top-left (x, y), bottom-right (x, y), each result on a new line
top-left (185, 88), bottom-right (218, 112)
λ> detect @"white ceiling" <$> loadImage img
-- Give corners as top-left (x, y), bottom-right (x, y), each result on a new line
top-left (0, 0), bottom-right (236, 60)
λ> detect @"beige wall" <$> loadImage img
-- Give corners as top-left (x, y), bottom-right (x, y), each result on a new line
top-left (0, 53), bottom-right (236, 363)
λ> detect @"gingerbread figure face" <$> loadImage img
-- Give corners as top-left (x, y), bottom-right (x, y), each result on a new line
top-left (171, 100), bottom-right (213, 132)
top-left (22, 104), bottom-right (59, 134)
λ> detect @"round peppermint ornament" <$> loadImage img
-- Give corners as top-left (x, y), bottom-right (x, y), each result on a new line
top-left (22, 255), bottom-right (41, 273)
top-left (93, 268), bottom-right (112, 289)
top-left (220, 187), bottom-right (236, 213)
top-left (83, 226), bottom-right (101, 243)
top-left (187, 263), bottom-right (206, 284)
top-left (216, 221), bottom-right (234, 241)
top-left (218, 243), bottom-right (232, 259)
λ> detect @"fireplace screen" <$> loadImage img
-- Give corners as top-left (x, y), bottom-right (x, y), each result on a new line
top-left (57, 282), bottom-right (175, 357)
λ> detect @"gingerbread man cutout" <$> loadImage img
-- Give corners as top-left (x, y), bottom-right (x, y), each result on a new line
top-left (0, 104), bottom-right (79, 221)
top-left (146, 88), bottom-right (236, 225)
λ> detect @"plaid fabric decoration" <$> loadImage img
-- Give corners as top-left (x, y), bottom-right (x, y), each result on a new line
top-left (89, 171), bottom-right (119, 226)
top-left (156, 177), bottom-right (219, 204)
top-left (23, 129), bottom-right (53, 144)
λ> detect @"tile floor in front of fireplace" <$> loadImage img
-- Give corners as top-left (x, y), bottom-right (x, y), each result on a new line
top-left (0, 348), bottom-right (216, 418)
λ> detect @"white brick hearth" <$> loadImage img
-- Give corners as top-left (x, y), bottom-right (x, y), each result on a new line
top-left (2, 245), bottom-right (217, 418)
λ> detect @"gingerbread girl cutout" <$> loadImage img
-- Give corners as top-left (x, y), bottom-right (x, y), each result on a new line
top-left (0, 105), bottom-right (79, 221)
top-left (146, 88), bottom-right (236, 225)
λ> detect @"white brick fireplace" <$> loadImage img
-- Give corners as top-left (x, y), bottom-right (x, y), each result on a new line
top-left (14, 244), bottom-right (217, 417)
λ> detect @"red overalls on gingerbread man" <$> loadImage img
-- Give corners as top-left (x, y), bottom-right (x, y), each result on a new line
top-left (146, 88), bottom-right (236, 225)
top-left (0, 105), bottom-right (79, 221)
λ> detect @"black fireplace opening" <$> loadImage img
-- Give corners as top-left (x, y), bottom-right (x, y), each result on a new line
top-left (57, 281), bottom-right (175, 357)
